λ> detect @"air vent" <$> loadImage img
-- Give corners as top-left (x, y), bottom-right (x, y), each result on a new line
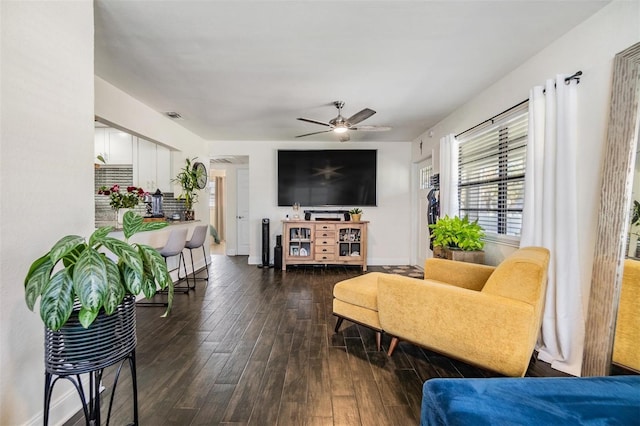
top-left (165, 112), bottom-right (182, 119)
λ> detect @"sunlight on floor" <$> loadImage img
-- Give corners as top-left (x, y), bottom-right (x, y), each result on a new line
top-left (210, 241), bottom-right (226, 256)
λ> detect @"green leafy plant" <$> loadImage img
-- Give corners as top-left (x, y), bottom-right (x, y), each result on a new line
top-left (173, 157), bottom-right (204, 210)
top-left (24, 211), bottom-right (173, 331)
top-left (349, 208), bottom-right (363, 215)
top-left (632, 200), bottom-right (640, 226)
top-left (429, 215), bottom-right (485, 251)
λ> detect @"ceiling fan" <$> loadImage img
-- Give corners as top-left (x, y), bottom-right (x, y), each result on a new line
top-left (296, 101), bottom-right (391, 142)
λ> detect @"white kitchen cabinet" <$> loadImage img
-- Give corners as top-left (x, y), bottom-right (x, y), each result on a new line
top-left (134, 137), bottom-right (172, 193)
top-left (156, 145), bottom-right (171, 193)
top-left (94, 128), bottom-right (133, 164)
top-left (108, 130), bottom-right (134, 164)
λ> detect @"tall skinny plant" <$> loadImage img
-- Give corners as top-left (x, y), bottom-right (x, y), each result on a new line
top-left (173, 157), bottom-right (204, 210)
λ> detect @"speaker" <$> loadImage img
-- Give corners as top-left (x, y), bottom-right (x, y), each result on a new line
top-left (274, 234), bottom-right (282, 269)
top-left (258, 218), bottom-right (273, 268)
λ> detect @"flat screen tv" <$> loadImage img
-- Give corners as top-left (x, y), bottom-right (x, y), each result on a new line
top-left (278, 149), bottom-right (377, 207)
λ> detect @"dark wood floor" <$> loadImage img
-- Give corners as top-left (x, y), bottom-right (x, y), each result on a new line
top-left (65, 255), bottom-right (569, 426)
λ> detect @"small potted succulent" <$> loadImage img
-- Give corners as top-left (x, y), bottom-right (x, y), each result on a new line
top-left (349, 208), bottom-right (363, 222)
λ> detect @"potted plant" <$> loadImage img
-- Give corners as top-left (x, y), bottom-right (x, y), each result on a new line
top-left (173, 157), bottom-right (205, 220)
top-left (24, 211), bottom-right (173, 331)
top-left (429, 215), bottom-right (485, 264)
top-left (25, 211), bottom-right (172, 424)
top-left (349, 208), bottom-right (363, 222)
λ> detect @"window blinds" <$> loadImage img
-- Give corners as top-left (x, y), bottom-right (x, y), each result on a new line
top-left (457, 104), bottom-right (528, 236)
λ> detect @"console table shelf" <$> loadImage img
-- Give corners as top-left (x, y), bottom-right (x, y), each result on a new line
top-left (282, 220), bottom-right (368, 271)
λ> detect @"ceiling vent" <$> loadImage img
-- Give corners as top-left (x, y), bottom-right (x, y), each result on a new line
top-left (165, 111), bottom-right (182, 119)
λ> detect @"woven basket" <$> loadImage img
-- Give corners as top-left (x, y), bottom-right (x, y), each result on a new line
top-left (44, 295), bottom-right (137, 375)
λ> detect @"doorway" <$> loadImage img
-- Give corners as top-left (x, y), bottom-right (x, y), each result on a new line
top-left (209, 156), bottom-right (250, 256)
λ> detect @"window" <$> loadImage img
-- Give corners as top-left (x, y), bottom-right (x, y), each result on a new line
top-left (419, 165), bottom-right (433, 190)
top-left (457, 104), bottom-right (528, 237)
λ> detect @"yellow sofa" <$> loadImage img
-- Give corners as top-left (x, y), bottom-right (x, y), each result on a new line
top-left (612, 258), bottom-right (640, 372)
top-left (377, 246), bottom-right (550, 377)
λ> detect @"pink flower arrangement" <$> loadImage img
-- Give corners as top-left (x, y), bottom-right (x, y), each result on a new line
top-left (98, 184), bottom-right (147, 210)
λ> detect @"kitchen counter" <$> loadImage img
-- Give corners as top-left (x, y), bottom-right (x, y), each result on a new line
top-left (104, 220), bottom-right (206, 283)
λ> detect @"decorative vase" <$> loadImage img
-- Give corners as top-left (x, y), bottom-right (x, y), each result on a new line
top-left (351, 213), bottom-right (362, 222)
top-left (184, 210), bottom-right (195, 221)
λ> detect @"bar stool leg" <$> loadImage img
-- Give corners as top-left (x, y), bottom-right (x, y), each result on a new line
top-left (172, 252), bottom-right (190, 293)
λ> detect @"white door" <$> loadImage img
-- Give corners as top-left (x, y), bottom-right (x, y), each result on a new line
top-left (418, 158), bottom-right (434, 264)
top-left (236, 168), bottom-right (250, 255)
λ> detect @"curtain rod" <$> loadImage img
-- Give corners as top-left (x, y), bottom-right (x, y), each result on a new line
top-left (455, 70), bottom-right (582, 139)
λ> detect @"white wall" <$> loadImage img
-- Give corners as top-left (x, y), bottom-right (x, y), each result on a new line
top-left (0, 2), bottom-right (94, 425)
top-left (208, 140), bottom-right (413, 265)
top-left (412, 1), bottom-right (640, 306)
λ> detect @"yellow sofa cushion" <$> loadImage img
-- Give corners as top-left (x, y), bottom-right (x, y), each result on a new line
top-left (423, 258), bottom-right (495, 291)
top-left (482, 246), bottom-right (549, 306)
top-left (333, 272), bottom-right (383, 311)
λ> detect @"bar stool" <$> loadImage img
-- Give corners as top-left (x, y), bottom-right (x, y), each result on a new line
top-left (184, 225), bottom-right (210, 289)
top-left (137, 228), bottom-right (189, 307)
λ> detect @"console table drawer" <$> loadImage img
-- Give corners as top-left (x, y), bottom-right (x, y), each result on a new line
top-left (315, 237), bottom-right (335, 248)
top-left (316, 223), bottom-right (336, 232)
top-left (315, 253), bottom-right (336, 261)
top-left (315, 244), bottom-right (336, 254)
top-left (315, 231), bottom-right (336, 241)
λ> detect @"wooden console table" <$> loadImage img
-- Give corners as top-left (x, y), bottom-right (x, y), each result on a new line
top-left (282, 220), bottom-right (368, 271)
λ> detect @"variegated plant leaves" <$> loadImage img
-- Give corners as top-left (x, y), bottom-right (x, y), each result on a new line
top-left (73, 247), bottom-right (108, 312)
top-left (24, 254), bottom-right (53, 311)
top-left (39, 269), bottom-right (74, 331)
top-left (102, 258), bottom-right (126, 315)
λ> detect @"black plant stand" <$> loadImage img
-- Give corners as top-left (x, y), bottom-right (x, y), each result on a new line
top-left (43, 351), bottom-right (138, 426)
top-left (42, 296), bottom-right (139, 426)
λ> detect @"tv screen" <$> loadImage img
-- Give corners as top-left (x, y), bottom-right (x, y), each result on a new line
top-left (278, 149), bottom-right (377, 207)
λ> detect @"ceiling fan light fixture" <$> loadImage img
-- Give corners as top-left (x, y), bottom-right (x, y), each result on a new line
top-left (333, 125), bottom-right (348, 134)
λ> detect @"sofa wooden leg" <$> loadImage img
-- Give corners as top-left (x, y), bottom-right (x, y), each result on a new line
top-left (334, 316), bottom-right (344, 333)
top-left (376, 331), bottom-right (381, 351)
top-left (388, 336), bottom-right (399, 356)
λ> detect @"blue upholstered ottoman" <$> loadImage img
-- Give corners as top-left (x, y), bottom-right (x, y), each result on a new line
top-left (421, 375), bottom-right (640, 425)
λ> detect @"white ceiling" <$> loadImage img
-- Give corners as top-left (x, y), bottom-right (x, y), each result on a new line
top-left (94, 0), bottom-right (610, 143)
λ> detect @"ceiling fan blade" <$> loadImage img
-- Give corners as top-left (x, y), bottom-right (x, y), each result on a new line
top-left (339, 133), bottom-right (350, 142)
top-left (295, 130), bottom-right (333, 138)
top-left (346, 108), bottom-right (376, 125)
top-left (297, 117), bottom-right (332, 127)
top-left (351, 125), bottom-right (392, 132)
